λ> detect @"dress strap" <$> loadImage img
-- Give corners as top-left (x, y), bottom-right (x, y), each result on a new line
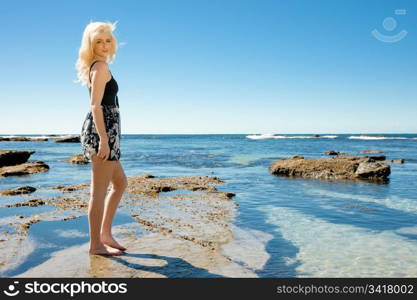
top-left (88, 60), bottom-right (100, 85)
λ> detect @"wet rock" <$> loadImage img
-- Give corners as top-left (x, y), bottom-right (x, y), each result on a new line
top-left (6, 199), bottom-right (45, 207)
top-left (0, 161), bottom-right (49, 177)
top-left (52, 183), bottom-right (90, 192)
top-left (224, 192), bottom-right (236, 199)
top-left (325, 150), bottom-right (339, 156)
top-left (1, 174), bottom-right (246, 278)
top-left (0, 137), bottom-right (30, 141)
top-left (269, 156), bottom-right (390, 183)
top-left (127, 174), bottom-right (225, 196)
top-left (0, 150), bottom-right (35, 167)
top-left (50, 196), bottom-right (88, 210)
top-left (0, 186), bottom-right (37, 196)
top-left (54, 136), bottom-right (80, 143)
top-left (325, 150), bottom-right (350, 156)
top-left (364, 155), bottom-right (386, 161)
top-left (390, 159), bottom-right (405, 164)
top-left (19, 218), bottom-right (41, 232)
top-left (122, 175), bottom-right (237, 249)
top-left (355, 161), bottom-right (390, 180)
top-left (68, 154), bottom-right (89, 165)
top-left (63, 216), bottom-right (79, 221)
top-left (362, 149), bottom-right (382, 154)
top-left (0, 137), bottom-right (48, 142)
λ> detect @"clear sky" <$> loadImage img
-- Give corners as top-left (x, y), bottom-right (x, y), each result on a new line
top-left (1, 0), bottom-right (416, 134)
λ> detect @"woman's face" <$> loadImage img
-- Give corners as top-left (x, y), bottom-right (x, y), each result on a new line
top-left (93, 33), bottom-right (113, 58)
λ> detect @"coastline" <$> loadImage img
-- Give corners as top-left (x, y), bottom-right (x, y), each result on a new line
top-left (0, 174), bottom-right (259, 278)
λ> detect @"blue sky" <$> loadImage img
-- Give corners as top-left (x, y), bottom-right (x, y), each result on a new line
top-left (1, 0), bottom-right (416, 134)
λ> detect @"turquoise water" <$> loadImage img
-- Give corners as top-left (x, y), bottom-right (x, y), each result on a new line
top-left (1, 133), bottom-right (417, 277)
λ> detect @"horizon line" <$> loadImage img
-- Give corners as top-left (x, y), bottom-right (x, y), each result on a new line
top-left (1, 133), bottom-right (417, 135)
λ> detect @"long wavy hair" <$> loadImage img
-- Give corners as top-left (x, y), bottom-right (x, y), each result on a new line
top-left (75, 21), bottom-right (119, 88)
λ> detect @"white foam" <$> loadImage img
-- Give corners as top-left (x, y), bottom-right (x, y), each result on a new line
top-left (220, 224), bottom-right (273, 270)
top-left (272, 135), bottom-right (292, 138)
top-left (258, 205), bottom-right (417, 277)
top-left (395, 225), bottom-right (417, 235)
top-left (246, 134), bottom-right (338, 140)
top-left (305, 188), bottom-right (417, 214)
top-left (321, 135), bottom-right (338, 139)
top-left (246, 133), bottom-right (277, 140)
top-left (348, 135), bottom-right (408, 140)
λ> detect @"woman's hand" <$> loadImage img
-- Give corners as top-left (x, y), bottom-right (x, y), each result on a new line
top-left (97, 139), bottom-right (110, 160)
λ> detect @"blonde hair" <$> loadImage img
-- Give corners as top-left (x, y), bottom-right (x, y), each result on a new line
top-left (75, 21), bottom-right (119, 88)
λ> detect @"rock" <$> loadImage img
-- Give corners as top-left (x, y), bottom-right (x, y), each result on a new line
top-left (51, 196), bottom-right (88, 210)
top-left (355, 161), bottom-right (390, 180)
top-left (364, 155), bottom-right (386, 161)
top-left (313, 134), bottom-right (320, 137)
top-left (292, 155), bottom-right (304, 159)
top-left (391, 159), bottom-right (405, 164)
top-left (0, 137), bottom-right (47, 142)
top-left (269, 156), bottom-right (390, 183)
top-left (0, 174), bottom-right (251, 278)
top-left (52, 183), bottom-right (90, 192)
top-left (325, 150), bottom-right (351, 156)
top-left (362, 149), bottom-right (382, 153)
top-left (0, 137), bottom-right (30, 141)
top-left (68, 154), bottom-right (89, 165)
top-left (6, 198), bottom-right (45, 207)
top-left (0, 186), bottom-right (37, 196)
top-left (325, 150), bottom-right (339, 156)
top-left (384, 159), bottom-right (405, 164)
top-left (224, 192), bottom-right (236, 199)
top-left (0, 150), bottom-right (35, 167)
top-left (0, 161), bottom-right (49, 177)
top-left (127, 174), bottom-right (226, 196)
top-left (54, 136), bottom-right (80, 143)
top-left (19, 218), bottom-right (41, 232)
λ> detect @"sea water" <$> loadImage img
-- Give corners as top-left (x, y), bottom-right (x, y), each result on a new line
top-left (1, 133), bottom-right (416, 277)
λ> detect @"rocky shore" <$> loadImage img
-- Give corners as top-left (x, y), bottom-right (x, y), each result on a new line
top-left (0, 150), bottom-right (49, 177)
top-left (0, 174), bottom-right (259, 278)
top-left (269, 155), bottom-right (391, 183)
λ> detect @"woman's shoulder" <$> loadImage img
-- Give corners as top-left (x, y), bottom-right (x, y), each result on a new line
top-left (91, 60), bottom-right (109, 72)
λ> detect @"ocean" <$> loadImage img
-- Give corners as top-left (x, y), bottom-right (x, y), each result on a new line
top-left (1, 133), bottom-right (417, 277)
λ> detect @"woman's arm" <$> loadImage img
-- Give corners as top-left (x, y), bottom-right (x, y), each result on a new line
top-left (90, 62), bottom-right (111, 160)
top-left (89, 61), bottom-right (109, 144)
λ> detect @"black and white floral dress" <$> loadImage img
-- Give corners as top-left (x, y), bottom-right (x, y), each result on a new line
top-left (80, 60), bottom-right (121, 161)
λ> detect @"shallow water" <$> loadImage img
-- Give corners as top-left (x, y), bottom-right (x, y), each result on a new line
top-left (1, 133), bottom-right (417, 277)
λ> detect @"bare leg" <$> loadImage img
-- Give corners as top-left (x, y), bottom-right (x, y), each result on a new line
top-left (88, 153), bottom-right (122, 256)
top-left (100, 160), bottom-right (128, 251)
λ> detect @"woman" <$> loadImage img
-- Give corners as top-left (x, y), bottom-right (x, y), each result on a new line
top-left (76, 21), bottom-right (127, 256)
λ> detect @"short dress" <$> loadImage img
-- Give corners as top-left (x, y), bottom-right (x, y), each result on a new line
top-left (80, 61), bottom-right (121, 161)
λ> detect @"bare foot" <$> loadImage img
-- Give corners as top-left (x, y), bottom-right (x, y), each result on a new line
top-left (100, 234), bottom-right (127, 251)
top-left (89, 243), bottom-right (123, 256)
